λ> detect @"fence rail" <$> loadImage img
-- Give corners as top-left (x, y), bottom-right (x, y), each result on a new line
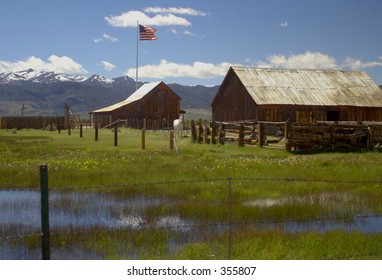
top-left (190, 120), bottom-right (382, 151)
top-left (1, 167), bottom-right (382, 260)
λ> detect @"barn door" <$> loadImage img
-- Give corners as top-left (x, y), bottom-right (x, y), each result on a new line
top-left (327, 111), bottom-right (340, 121)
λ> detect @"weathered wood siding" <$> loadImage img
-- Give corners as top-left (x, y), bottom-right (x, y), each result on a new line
top-left (256, 105), bottom-right (382, 122)
top-left (212, 70), bottom-right (257, 121)
top-left (215, 98), bottom-right (382, 123)
top-left (93, 83), bottom-right (180, 128)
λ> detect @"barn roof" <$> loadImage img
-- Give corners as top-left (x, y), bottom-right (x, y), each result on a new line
top-left (92, 81), bottom-right (162, 113)
top-left (227, 67), bottom-right (382, 107)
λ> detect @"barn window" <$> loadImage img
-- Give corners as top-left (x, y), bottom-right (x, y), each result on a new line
top-left (327, 111), bottom-right (340, 121)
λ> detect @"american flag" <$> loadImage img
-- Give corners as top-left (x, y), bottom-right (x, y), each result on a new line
top-left (139, 25), bottom-right (157, 41)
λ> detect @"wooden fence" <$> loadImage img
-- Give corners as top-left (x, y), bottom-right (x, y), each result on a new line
top-left (191, 120), bottom-right (382, 151)
top-left (0, 116), bottom-right (66, 130)
top-left (286, 122), bottom-right (382, 151)
top-left (0, 115), bottom-right (89, 130)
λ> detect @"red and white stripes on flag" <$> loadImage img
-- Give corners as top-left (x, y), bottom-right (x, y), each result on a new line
top-left (139, 25), bottom-right (157, 40)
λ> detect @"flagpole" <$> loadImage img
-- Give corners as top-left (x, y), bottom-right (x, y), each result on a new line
top-left (136, 20), bottom-right (139, 91)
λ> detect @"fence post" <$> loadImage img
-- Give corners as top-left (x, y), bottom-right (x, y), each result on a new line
top-left (95, 125), bottom-right (98, 141)
top-left (141, 128), bottom-right (146, 150)
top-left (284, 120), bottom-right (291, 151)
top-left (170, 131), bottom-right (174, 150)
top-left (197, 119), bottom-right (202, 143)
top-left (211, 120), bottom-right (216, 144)
top-left (227, 177), bottom-right (233, 260)
top-left (191, 120), bottom-right (197, 143)
top-left (368, 126), bottom-right (374, 150)
top-left (68, 124), bottom-right (71, 136)
top-left (219, 123), bottom-right (225, 144)
top-left (257, 122), bottom-right (263, 147)
top-left (40, 165), bottom-right (50, 260)
top-left (238, 123), bottom-right (244, 147)
top-left (204, 123), bottom-right (209, 144)
top-left (80, 124), bottom-right (83, 138)
top-left (114, 126), bottom-right (118, 147)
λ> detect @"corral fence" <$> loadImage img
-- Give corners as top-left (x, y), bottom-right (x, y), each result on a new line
top-left (0, 115), bottom-right (87, 130)
top-left (191, 120), bottom-right (382, 151)
top-left (0, 116), bottom-right (66, 130)
top-left (1, 165), bottom-right (382, 260)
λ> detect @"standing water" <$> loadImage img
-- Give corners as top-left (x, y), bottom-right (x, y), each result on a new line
top-left (1, 189), bottom-right (382, 259)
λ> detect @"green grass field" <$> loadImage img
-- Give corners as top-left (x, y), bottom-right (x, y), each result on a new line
top-left (2, 127), bottom-right (382, 187)
top-left (1, 128), bottom-right (382, 259)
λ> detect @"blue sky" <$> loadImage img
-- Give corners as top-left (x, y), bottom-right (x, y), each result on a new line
top-left (1, 0), bottom-right (382, 86)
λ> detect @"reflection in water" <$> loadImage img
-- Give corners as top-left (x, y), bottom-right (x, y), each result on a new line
top-left (1, 190), bottom-right (382, 259)
top-left (0, 190), bottom-right (172, 235)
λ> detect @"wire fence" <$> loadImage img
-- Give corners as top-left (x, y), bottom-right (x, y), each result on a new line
top-left (1, 174), bottom-right (382, 260)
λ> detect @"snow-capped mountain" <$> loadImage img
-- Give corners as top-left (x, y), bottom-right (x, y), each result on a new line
top-left (0, 69), bottom-right (88, 84)
top-left (85, 74), bottom-right (114, 85)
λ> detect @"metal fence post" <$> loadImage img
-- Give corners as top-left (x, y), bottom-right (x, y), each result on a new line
top-left (228, 177), bottom-right (232, 260)
top-left (40, 165), bottom-right (50, 260)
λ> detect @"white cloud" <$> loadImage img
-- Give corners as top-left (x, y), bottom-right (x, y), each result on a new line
top-left (342, 56), bottom-right (382, 70)
top-left (123, 52), bottom-right (382, 82)
top-left (99, 61), bottom-right (116, 71)
top-left (105, 11), bottom-right (191, 27)
top-left (257, 51), bottom-right (338, 69)
top-left (169, 28), bottom-right (196, 37)
top-left (255, 52), bottom-right (382, 71)
top-left (125, 59), bottom-right (233, 79)
top-left (102, 34), bottom-right (118, 42)
top-left (183, 30), bottom-right (195, 36)
top-left (143, 7), bottom-right (208, 16)
top-left (94, 33), bottom-right (119, 43)
top-left (0, 55), bottom-right (87, 74)
top-left (279, 21), bottom-right (288, 28)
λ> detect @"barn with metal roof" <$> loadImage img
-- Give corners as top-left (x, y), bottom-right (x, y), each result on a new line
top-left (212, 67), bottom-right (382, 122)
top-left (92, 81), bottom-right (181, 128)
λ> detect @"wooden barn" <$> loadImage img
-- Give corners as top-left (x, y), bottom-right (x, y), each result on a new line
top-left (91, 81), bottom-right (181, 128)
top-left (212, 67), bottom-right (382, 122)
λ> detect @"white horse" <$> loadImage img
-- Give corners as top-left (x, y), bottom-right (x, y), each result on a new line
top-left (173, 115), bottom-right (183, 137)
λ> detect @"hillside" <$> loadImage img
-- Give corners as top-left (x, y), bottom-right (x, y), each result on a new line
top-left (0, 69), bottom-right (218, 119)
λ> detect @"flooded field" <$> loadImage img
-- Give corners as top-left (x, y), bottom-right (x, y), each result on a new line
top-left (1, 189), bottom-right (382, 259)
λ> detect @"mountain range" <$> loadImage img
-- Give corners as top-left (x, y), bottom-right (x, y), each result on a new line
top-left (0, 69), bottom-right (219, 119)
